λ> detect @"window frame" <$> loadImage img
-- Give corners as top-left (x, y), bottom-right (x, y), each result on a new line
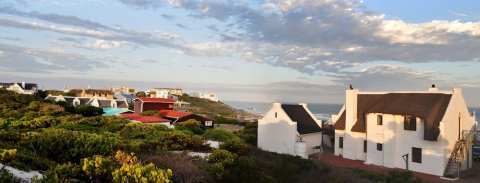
top-left (339, 137), bottom-right (343, 149)
top-left (412, 147), bottom-right (422, 163)
top-left (404, 115), bottom-right (417, 131)
top-left (363, 140), bottom-right (367, 153)
top-left (377, 114), bottom-right (383, 125)
top-left (376, 143), bottom-right (382, 151)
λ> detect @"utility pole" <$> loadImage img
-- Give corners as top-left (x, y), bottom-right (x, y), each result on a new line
top-left (402, 154), bottom-right (409, 171)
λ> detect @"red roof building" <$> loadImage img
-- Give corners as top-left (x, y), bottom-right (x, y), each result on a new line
top-left (120, 113), bottom-right (171, 124)
top-left (133, 97), bottom-right (175, 114)
top-left (159, 110), bottom-right (214, 127)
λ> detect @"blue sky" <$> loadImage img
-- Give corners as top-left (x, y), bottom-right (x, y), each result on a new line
top-left (1, 0), bottom-right (480, 106)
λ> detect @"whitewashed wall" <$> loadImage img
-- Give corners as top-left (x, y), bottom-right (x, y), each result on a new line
top-left (301, 133), bottom-right (323, 155)
top-left (258, 103), bottom-right (298, 155)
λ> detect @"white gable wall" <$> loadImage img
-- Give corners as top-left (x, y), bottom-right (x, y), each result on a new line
top-left (440, 88), bottom-right (476, 172)
top-left (366, 113), bottom-right (445, 176)
top-left (258, 103), bottom-right (298, 155)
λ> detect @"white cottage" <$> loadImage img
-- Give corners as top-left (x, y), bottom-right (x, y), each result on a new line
top-left (333, 86), bottom-right (476, 178)
top-left (258, 103), bottom-right (323, 159)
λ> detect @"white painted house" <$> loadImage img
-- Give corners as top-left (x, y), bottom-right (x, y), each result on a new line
top-left (333, 86), bottom-right (476, 178)
top-left (0, 82), bottom-right (38, 95)
top-left (258, 103), bottom-right (323, 159)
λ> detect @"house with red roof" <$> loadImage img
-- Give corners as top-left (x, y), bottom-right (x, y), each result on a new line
top-left (120, 113), bottom-right (172, 127)
top-left (159, 110), bottom-right (214, 127)
top-left (133, 97), bottom-right (175, 114)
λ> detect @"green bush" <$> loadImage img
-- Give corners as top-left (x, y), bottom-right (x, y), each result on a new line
top-left (220, 138), bottom-right (249, 156)
top-left (174, 119), bottom-right (205, 135)
top-left (203, 129), bottom-right (238, 142)
top-left (152, 131), bottom-right (207, 151)
top-left (119, 123), bottom-right (170, 140)
top-left (23, 129), bottom-right (121, 163)
top-left (140, 110), bottom-right (162, 117)
top-left (74, 105), bottom-right (104, 117)
top-left (208, 150), bottom-right (234, 165)
top-left (222, 156), bottom-right (274, 183)
top-left (42, 163), bottom-right (88, 182)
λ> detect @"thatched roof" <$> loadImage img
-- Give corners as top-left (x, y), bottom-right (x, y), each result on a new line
top-left (334, 93), bottom-right (452, 141)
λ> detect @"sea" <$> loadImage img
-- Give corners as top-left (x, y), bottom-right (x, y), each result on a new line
top-left (225, 101), bottom-right (480, 128)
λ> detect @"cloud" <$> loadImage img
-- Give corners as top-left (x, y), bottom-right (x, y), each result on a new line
top-left (51, 38), bottom-right (127, 50)
top-left (0, 43), bottom-right (109, 73)
top-left (332, 65), bottom-right (440, 91)
top-left (0, 4), bottom-right (114, 30)
top-left (118, 0), bottom-right (480, 75)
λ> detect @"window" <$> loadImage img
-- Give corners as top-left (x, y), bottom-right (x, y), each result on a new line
top-left (339, 137), bottom-right (343, 149)
top-left (363, 140), bottom-right (367, 153)
top-left (376, 143), bottom-right (382, 151)
top-left (412, 147), bottom-right (422, 163)
top-left (377, 115), bottom-right (383, 125)
top-left (275, 112), bottom-right (277, 118)
top-left (404, 116), bottom-right (417, 131)
top-left (205, 121), bottom-right (213, 127)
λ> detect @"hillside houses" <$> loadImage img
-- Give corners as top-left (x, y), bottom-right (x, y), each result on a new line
top-left (332, 86), bottom-right (476, 178)
top-left (0, 81), bottom-right (38, 95)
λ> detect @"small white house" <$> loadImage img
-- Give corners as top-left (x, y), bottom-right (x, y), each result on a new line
top-left (258, 103), bottom-right (323, 159)
top-left (1, 82), bottom-right (38, 95)
top-left (333, 86), bottom-right (476, 178)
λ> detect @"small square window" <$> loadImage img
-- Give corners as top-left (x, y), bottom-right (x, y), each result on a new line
top-left (377, 115), bottom-right (383, 125)
top-left (339, 137), bottom-right (343, 149)
top-left (412, 147), bottom-right (422, 163)
top-left (404, 116), bottom-right (417, 131)
top-left (376, 143), bottom-right (382, 151)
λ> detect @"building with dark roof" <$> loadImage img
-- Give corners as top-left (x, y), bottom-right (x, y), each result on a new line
top-left (0, 81), bottom-right (38, 95)
top-left (258, 103), bottom-right (322, 159)
top-left (159, 110), bottom-right (214, 127)
top-left (332, 86), bottom-right (476, 177)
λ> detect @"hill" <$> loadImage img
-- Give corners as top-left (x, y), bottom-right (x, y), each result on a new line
top-left (176, 94), bottom-right (259, 122)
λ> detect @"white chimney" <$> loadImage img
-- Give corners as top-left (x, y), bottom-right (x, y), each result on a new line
top-left (21, 81), bottom-right (25, 89)
top-left (345, 89), bottom-right (359, 132)
top-left (453, 88), bottom-right (462, 95)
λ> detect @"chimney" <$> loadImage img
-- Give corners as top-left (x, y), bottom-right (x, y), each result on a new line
top-left (21, 81), bottom-right (25, 89)
top-left (428, 84), bottom-right (438, 92)
top-left (453, 88), bottom-right (462, 95)
top-left (273, 102), bottom-right (282, 107)
top-left (345, 89), bottom-right (359, 132)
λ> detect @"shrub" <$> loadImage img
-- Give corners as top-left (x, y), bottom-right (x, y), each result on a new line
top-left (220, 138), bottom-right (249, 156)
top-left (23, 129), bottom-right (121, 163)
top-left (111, 151), bottom-right (173, 183)
top-left (146, 153), bottom-right (213, 183)
top-left (74, 105), bottom-right (104, 117)
top-left (203, 129), bottom-right (238, 142)
top-left (208, 150), bottom-right (235, 165)
top-left (140, 110), bottom-right (163, 117)
top-left (154, 131), bottom-right (207, 151)
top-left (82, 155), bottom-right (115, 182)
top-left (39, 103), bottom-right (65, 116)
top-left (42, 163), bottom-right (88, 182)
top-left (221, 156), bottom-right (274, 183)
top-left (174, 119), bottom-right (205, 135)
top-left (119, 123), bottom-right (170, 140)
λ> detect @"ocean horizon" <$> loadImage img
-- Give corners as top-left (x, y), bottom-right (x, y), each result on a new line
top-left (225, 101), bottom-right (480, 127)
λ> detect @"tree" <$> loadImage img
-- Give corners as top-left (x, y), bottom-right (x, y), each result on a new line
top-left (136, 92), bottom-right (146, 97)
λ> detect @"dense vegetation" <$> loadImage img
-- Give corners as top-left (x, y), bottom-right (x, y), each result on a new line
top-left (0, 89), bottom-right (429, 183)
top-left (176, 94), bottom-right (258, 122)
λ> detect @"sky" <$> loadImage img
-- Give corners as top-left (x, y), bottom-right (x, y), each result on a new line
top-left (1, 0), bottom-right (480, 106)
